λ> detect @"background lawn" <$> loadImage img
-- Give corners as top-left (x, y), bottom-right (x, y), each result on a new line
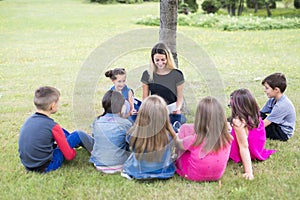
top-left (0, 0), bottom-right (299, 199)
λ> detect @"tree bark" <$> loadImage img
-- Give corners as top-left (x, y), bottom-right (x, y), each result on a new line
top-left (265, 1), bottom-right (272, 17)
top-left (254, 0), bottom-right (258, 13)
top-left (238, 0), bottom-right (244, 16)
top-left (231, 4), bottom-right (236, 16)
top-left (160, 0), bottom-right (178, 67)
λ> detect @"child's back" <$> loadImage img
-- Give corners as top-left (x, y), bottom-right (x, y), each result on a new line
top-left (175, 97), bottom-right (232, 182)
top-left (229, 88), bottom-right (276, 180)
top-left (122, 95), bottom-right (176, 180)
top-left (90, 114), bottom-right (131, 172)
top-left (18, 86), bottom-right (93, 173)
top-left (19, 113), bottom-right (68, 171)
top-left (230, 118), bottom-right (276, 162)
top-left (89, 90), bottom-right (132, 173)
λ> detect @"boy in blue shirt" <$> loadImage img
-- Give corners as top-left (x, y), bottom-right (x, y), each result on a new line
top-left (260, 73), bottom-right (296, 141)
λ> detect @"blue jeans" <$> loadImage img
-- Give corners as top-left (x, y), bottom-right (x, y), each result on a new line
top-left (45, 130), bottom-right (88, 172)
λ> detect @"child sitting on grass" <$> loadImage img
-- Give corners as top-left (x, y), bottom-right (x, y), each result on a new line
top-left (121, 95), bottom-right (176, 180)
top-left (260, 72), bottom-right (296, 141)
top-left (175, 96), bottom-right (233, 182)
top-left (105, 68), bottom-right (139, 122)
top-left (89, 90), bottom-right (132, 173)
top-left (229, 88), bottom-right (276, 180)
top-left (18, 86), bottom-right (94, 173)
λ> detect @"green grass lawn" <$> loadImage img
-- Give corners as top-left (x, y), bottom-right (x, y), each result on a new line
top-left (0, 0), bottom-right (299, 199)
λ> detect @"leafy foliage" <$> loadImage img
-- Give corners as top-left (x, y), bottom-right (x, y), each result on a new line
top-left (295, 0), bottom-right (300, 8)
top-left (201, 0), bottom-right (222, 13)
top-left (178, 0), bottom-right (199, 13)
top-left (136, 13), bottom-right (300, 31)
top-left (91, 0), bottom-right (147, 3)
top-left (246, 0), bottom-right (276, 9)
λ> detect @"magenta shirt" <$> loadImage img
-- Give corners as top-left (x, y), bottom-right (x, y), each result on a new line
top-left (229, 118), bottom-right (276, 162)
top-left (175, 124), bottom-right (232, 182)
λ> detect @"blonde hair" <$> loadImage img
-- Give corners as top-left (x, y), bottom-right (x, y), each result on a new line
top-left (193, 97), bottom-right (232, 153)
top-left (128, 95), bottom-right (176, 162)
top-left (34, 86), bottom-right (60, 111)
top-left (148, 42), bottom-right (177, 81)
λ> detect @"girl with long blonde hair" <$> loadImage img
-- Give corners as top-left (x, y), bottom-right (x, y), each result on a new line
top-left (122, 95), bottom-right (176, 180)
top-left (175, 96), bottom-right (233, 182)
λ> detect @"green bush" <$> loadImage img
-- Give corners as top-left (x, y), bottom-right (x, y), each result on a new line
top-left (178, 3), bottom-right (190, 14)
top-left (178, 0), bottom-right (199, 13)
top-left (118, 0), bottom-right (143, 3)
top-left (91, 0), bottom-right (116, 3)
top-left (91, 0), bottom-right (143, 3)
top-left (136, 13), bottom-right (300, 31)
top-left (295, 0), bottom-right (300, 8)
top-left (246, 0), bottom-right (276, 9)
top-left (136, 15), bottom-right (160, 26)
top-left (201, 0), bottom-right (221, 13)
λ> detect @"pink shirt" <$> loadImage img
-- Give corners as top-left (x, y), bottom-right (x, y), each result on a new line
top-left (175, 124), bottom-right (232, 182)
top-left (229, 118), bottom-right (276, 162)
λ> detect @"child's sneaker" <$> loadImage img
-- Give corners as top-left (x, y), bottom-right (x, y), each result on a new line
top-left (121, 172), bottom-right (133, 180)
top-left (172, 121), bottom-right (181, 133)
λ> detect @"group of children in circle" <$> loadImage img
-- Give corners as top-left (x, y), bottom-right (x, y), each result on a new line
top-left (18, 42), bottom-right (296, 182)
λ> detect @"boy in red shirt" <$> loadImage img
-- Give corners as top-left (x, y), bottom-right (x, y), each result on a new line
top-left (18, 86), bottom-right (93, 173)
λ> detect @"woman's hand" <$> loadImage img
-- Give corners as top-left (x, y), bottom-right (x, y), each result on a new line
top-left (172, 108), bottom-right (181, 115)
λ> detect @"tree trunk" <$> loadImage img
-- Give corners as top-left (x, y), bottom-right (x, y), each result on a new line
top-left (227, 4), bottom-right (231, 15)
top-left (231, 4), bottom-right (236, 16)
top-left (160, 0), bottom-right (178, 67)
top-left (254, 1), bottom-right (258, 13)
top-left (238, 0), bottom-right (244, 16)
top-left (265, 1), bottom-right (272, 17)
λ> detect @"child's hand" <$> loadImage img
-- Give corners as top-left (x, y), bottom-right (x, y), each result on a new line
top-left (131, 109), bottom-right (138, 115)
top-left (242, 172), bottom-right (254, 180)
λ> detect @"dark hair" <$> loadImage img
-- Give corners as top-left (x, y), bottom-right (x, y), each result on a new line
top-left (34, 86), bottom-right (60, 111)
top-left (105, 68), bottom-right (126, 81)
top-left (151, 43), bottom-right (168, 64)
top-left (262, 72), bottom-right (287, 93)
top-left (99, 90), bottom-right (125, 117)
top-left (229, 88), bottom-right (260, 130)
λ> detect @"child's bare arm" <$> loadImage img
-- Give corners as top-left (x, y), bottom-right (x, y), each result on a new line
top-left (128, 90), bottom-right (134, 113)
top-left (233, 118), bottom-right (254, 180)
top-left (175, 135), bottom-right (185, 151)
top-left (263, 118), bottom-right (272, 127)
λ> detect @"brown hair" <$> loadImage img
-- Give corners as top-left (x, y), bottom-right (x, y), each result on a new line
top-left (105, 68), bottom-right (126, 81)
top-left (99, 90), bottom-right (125, 118)
top-left (193, 96), bottom-right (232, 153)
top-left (128, 95), bottom-right (176, 162)
top-left (262, 72), bottom-right (287, 93)
top-left (229, 88), bottom-right (260, 130)
top-left (34, 86), bottom-right (60, 111)
top-left (148, 42), bottom-right (177, 81)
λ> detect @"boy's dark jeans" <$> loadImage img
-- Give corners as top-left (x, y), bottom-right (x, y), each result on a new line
top-left (260, 112), bottom-right (288, 141)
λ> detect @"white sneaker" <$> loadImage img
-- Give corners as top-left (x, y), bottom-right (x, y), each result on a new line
top-left (121, 172), bottom-right (133, 180)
